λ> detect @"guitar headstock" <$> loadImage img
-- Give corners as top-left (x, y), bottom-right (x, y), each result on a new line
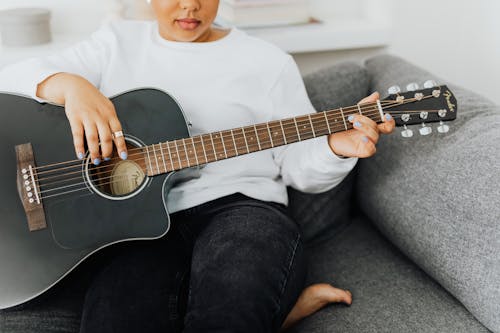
top-left (381, 81), bottom-right (457, 137)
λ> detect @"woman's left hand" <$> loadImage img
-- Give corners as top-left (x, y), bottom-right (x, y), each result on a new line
top-left (327, 92), bottom-right (396, 158)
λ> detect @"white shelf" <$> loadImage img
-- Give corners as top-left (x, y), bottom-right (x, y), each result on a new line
top-left (243, 18), bottom-right (391, 54)
top-left (0, 33), bottom-right (90, 68)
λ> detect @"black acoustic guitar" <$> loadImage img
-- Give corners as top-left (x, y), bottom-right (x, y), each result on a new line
top-left (0, 82), bottom-right (457, 309)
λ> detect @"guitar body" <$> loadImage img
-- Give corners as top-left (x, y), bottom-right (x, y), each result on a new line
top-left (0, 89), bottom-right (194, 309)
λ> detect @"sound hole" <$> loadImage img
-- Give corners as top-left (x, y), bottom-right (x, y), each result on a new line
top-left (86, 139), bottom-right (149, 200)
top-left (108, 159), bottom-right (145, 195)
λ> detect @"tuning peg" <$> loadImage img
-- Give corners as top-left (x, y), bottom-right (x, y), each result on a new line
top-left (401, 124), bottom-right (413, 138)
top-left (406, 82), bottom-right (419, 92)
top-left (437, 121), bottom-right (450, 133)
top-left (424, 80), bottom-right (438, 89)
top-left (438, 109), bottom-right (447, 118)
top-left (419, 123), bottom-right (432, 136)
top-left (388, 85), bottom-right (401, 95)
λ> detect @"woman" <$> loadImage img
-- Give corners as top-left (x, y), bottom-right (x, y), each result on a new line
top-left (0, 0), bottom-right (394, 332)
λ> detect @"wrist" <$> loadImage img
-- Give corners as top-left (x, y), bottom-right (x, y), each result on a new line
top-left (62, 74), bottom-right (90, 100)
top-left (36, 72), bottom-right (83, 105)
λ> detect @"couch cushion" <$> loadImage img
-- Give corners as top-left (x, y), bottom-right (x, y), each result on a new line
top-left (356, 54), bottom-right (500, 332)
top-left (290, 62), bottom-right (370, 244)
top-left (291, 216), bottom-right (490, 333)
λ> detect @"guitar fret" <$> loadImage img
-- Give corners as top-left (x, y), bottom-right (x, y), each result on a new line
top-left (152, 144), bottom-right (160, 174)
top-left (182, 138), bottom-right (191, 167)
top-left (230, 129), bottom-right (238, 156)
top-left (199, 135), bottom-right (208, 163)
top-left (266, 123), bottom-right (274, 148)
top-left (376, 100), bottom-right (384, 121)
top-left (293, 117), bottom-right (301, 141)
top-left (324, 112), bottom-right (332, 133)
top-left (253, 125), bottom-right (262, 150)
top-left (268, 122), bottom-right (284, 146)
top-left (209, 133), bottom-right (218, 161)
top-left (159, 142), bottom-right (167, 172)
top-left (219, 131), bottom-right (228, 158)
top-left (242, 127), bottom-right (250, 153)
top-left (308, 114), bottom-right (316, 137)
top-left (145, 146), bottom-right (153, 175)
top-left (190, 138), bottom-right (200, 165)
top-left (357, 104), bottom-right (362, 115)
top-left (223, 130), bottom-right (235, 157)
top-left (166, 141), bottom-right (174, 170)
top-left (279, 120), bottom-right (287, 144)
top-left (340, 107), bottom-right (348, 130)
top-left (174, 141), bottom-right (183, 168)
top-left (310, 114), bottom-right (322, 136)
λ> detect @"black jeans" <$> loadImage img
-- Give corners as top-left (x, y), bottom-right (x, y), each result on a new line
top-left (79, 192), bottom-right (307, 333)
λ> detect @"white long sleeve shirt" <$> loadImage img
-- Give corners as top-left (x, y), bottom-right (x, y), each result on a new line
top-left (0, 20), bottom-right (357, 213)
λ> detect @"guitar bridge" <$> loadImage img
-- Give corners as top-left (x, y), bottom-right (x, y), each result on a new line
top-left (15, 143), bottom-right (47, 231)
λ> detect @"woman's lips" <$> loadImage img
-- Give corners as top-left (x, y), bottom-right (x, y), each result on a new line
top-left (176, 18), bottom-right (201, 30)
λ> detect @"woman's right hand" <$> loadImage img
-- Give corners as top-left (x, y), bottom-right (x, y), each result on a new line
top-left (37, 73), bottom-right (128, 165)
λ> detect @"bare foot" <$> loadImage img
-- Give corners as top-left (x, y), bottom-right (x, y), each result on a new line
top-left (280, 283), bottom-right (352, 331)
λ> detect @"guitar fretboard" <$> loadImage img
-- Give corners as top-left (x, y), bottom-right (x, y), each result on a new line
top-left (141, 101), bottom-right (384, 176)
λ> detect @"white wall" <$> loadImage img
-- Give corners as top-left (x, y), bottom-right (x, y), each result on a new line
top-left (295, 1), bottom-right (500, 104)
top-left (387, 1), bottom-right (500, 104)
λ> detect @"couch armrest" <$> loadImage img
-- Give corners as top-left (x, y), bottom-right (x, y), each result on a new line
top-left (357, 54), bottom-right (500, 332)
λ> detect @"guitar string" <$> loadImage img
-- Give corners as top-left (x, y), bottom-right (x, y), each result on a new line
top-left (37, 110), bottom-right (443, 197)
top-left (34, 103), bottom-right (393, 184)
top-left (37, 107), bottom-right (446, 197)
top-left (31, 102), bottom-right (395, 188)
top-left (31, 99), bottom-right (402, 174)
top-left (34, 100), bottom-right (438, 195)
top-left (32, 101), bottom-right (393, 174)
top-left (36, 106), bottom-right (444, 189)
top-left (31, 95), bottom-right (438, 191)
top-left (38, 108), bottom-right (447, 200)
top-left (35, 110), bottom-right (430, 189)
top-left (33, 98), bottom-right (437, 192)
top-left (37, 106), bottom-right (383, 194)
top-left (33, 97), bottom-right (419, 187)
top-left (32, 92), bottom-right (439, 176)
top-left (38, 110), bottom-right (439, 191)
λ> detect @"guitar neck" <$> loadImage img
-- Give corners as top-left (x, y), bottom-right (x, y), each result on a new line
top-left (141, 101), bottom-right (384, 176)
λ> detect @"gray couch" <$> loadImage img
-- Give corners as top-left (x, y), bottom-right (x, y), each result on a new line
top-left (288, 54), bottom-right (499, 333)
top-left (1, 55), bottom-right (498, 333)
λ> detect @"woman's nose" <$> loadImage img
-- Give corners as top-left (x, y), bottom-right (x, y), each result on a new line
top-left (179, 0), bottom-right (201, 11)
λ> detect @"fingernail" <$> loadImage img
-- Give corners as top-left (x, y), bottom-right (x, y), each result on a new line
top-left (77, 152), bottom-right (85, 160)
top-left (120, 151), bottom-right (128, 160)
top-left (104, 157), bottom-right (111, 161)
top-left (385, 113), bottom-right (392, 121)
top-left (362, 136), bottom-right (369, 143)
top-left (348, 115), bottom-right (355, 122)
top-left (354, 121), bottom-right (362, 128)
top-left (93, 158), bottom-right (101, 166)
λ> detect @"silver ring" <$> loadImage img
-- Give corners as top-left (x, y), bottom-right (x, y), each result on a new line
top-left (112, 130), bottom-right (124, 139)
